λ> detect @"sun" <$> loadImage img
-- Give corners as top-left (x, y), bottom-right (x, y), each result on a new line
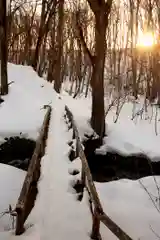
top-left (136, 32), bottom-right (155, 48)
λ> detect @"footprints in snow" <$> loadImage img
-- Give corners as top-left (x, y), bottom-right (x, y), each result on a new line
top-left (64, 112), bottom-right (84, 201)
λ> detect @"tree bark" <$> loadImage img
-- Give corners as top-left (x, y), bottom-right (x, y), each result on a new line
top-left (91, 13), bottom-right (106, 138)
top-left (77, 1), bottom-right (112, 138)
top-left (54, 0), bottom-right (64, 93)
top-left (47, 16), bottom-right (56, 82)
top-left (0, 0), bottom-right (8, 95)
top-left (32, 0), bottom-right (57, 71)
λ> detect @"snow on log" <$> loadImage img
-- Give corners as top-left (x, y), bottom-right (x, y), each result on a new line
top-left (15, 105), bottom-right (51, 235)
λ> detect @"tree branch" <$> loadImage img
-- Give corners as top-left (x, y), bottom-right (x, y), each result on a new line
top-left (75, 12), bottom-right (94, 66)
top-left (87, 0), bottom-right (100, 13)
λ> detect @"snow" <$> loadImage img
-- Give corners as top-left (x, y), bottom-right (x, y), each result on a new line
top-left (71, 158), bottom-right (160, 240)
top-left (4, 63), bottom-right (160, 161)
top-left (26, 97), bottom-right (94, 239)
top-left (96, 177), bottom-right (160, 240)
top-left (0, 163), bottom-right (25, 233)
top-left (62, 92), bottom-right (95, 140)
top-left (23, 96), bottom-right (120, 240)
top-left (1, 63), bottom-right (160, 239)
top-left (62, 92), bottom-right (160, 161)
top-left (0, 63), bottom-right (55, 143)
top-left (0, 65), bottom-right (96, 239)
top-left (97, 100), bottom-right (160, 161)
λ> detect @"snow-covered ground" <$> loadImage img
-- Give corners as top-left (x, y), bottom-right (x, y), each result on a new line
top-left (0, 63), bottom-right (54, 143)
top-left (72, 158), bottom-right (160, 240)
top-left (100, 99), bottom-right (160, 161)
top-left (0, 164), bottom-right (25, 232)
top-left (96, 176), bottom-right (160, 240)
top-left (1, 63), bottom-right (160, 239)
top-left (62, 92), bottom-right (160, 161)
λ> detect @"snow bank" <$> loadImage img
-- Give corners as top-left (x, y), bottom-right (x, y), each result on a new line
top-left (97, 100), bottom-right (160, 161)
top-left (96, 176), bottom-right (160, 240)
top-left (0, 163), bottom-right (25, 233)
top-left (0, 63), bottom-right (56, 143)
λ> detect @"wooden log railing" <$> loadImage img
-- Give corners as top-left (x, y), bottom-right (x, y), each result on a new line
top-left (65, 105), bottom-right (133, 240)
top-left (15, 105), bottom-right (52, 235)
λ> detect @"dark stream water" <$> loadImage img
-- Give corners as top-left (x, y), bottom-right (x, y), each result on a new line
top-left (2, 133), bottom-right (159, 193)
top-left (69, 137), bottom-right (160, 182)
top-left (0, 136), bottom-right (35, 170)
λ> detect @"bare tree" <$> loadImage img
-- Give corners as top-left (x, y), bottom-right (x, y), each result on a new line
top-left (0, 0), bottom-right (8, 95)
top-left (32, 0), bottom-right (57, 71)
top-left (54, 0), bottom-right (64, 93)
top-left (77, 0), bottom-right (113, 138)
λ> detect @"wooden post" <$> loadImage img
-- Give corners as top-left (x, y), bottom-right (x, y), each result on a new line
top-left (91, 208), bottom-right (100, 240)
top-left (81, 162), bottom-right (85, 186)
top-left (15, 207), bottom-right (25, 235)
top-left (72, 129), bottom-right (76, 139)
top-left (76, 139), bottom-right (79, 158)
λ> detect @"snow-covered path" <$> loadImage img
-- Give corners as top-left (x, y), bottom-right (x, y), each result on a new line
top-left (26, 97), bottom-right (92, 240)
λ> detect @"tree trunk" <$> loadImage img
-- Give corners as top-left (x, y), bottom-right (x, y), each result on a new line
top-left (32, 28), bottom-right (43, 71)
top-left (0, 0), bottom-right (8, 95)
top-left (47, 16), bottom-right (56, 82)
top-left (91, 14), bottom-right (106, 138)
top-left (77, 0), bottom-right (112, 138)
top-left (32, 0), bottom-right (57, 71)
top-left (54, 0), bottom-right (64, 93)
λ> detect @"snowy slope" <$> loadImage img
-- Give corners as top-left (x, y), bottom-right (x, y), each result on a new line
top-left (0, 63), bottom-right (56, 143)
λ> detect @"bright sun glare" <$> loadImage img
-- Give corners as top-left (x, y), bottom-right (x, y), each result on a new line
top-left (137, 32), bottom-right (156, 48)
